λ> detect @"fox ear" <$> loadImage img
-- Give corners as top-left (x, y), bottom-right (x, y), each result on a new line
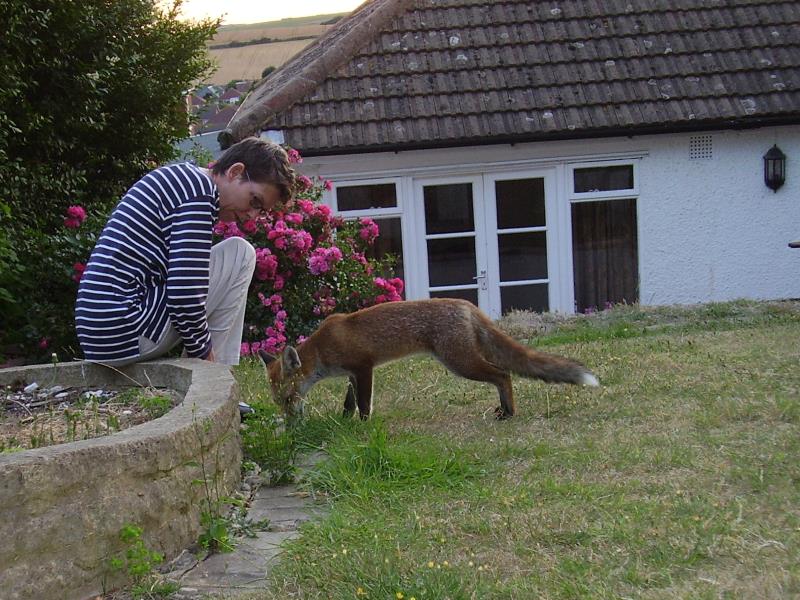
top-left (282, 346), bottom-right (302, 374)
top-left (257, 349), bottom-right (276, 365)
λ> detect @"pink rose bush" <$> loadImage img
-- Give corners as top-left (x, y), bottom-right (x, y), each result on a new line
top-left (53, 154), bottom-right (402, 361)
top-left (213, 149), bottom-right (403, 357)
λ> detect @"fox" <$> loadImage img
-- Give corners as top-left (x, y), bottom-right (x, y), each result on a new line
top-left (258, 298), bottom-right (599, 421)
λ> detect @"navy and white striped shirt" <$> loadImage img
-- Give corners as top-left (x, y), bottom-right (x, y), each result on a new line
top-left (75, 163), bottom-right (219, 362)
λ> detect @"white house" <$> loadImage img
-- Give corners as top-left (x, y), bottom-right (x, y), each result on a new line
top-left (220, 0), bottom-right (800, 317)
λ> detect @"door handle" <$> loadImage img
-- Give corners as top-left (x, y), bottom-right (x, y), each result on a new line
top-left (472, 269), bottom-right (487, 290)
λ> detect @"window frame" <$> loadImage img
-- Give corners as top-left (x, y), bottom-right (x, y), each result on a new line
top-left (331, 177), bottom-right (404, 217)
top-left (568, 160), bottom-right (639, 202)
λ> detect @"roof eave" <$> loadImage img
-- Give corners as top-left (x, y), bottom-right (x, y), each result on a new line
top-left (289, 114), bottom-right (800, 158)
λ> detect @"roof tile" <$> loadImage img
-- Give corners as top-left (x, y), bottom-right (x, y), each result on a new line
top-left (227, 0), bottom-right (800, 152)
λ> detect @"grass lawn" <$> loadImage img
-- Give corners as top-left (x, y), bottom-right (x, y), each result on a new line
top-left (231, 300), bottom-right (800, 599)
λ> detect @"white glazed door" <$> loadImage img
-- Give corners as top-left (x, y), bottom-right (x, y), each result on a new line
top-left (414, 170), bottom-right (558, 318)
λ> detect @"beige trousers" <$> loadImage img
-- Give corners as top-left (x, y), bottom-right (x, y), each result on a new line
top-left (105, 237), bottom-right (256, 367)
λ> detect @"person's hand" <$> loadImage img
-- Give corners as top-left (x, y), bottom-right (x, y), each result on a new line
top-left (204, 348), bottom-right (216, 362)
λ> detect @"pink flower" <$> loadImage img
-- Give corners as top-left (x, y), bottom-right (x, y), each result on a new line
top-left (240, 219), bottom-right (258, 235)
top-left (298, 175), bottom-right (313, 191)
top-left (287, 148), bottom-right (303, 164)
top-left (240, 342), bottom-right (250, 356)
top-left (255, 248), bottom-right (278, 281)
top-left (317, 204), bottom-right (332, 219)
top-left (64, 205), bottom-right (87, 229)
top-left (296, 335), bottom-right (308, 345)
top-left (288, 229), bottom-right (313, 255)
top-left (297, 199), bottom-right (315, 215)
top-left (72, 262), bottom-right (86, 282)
top-left (373, 276), bottom-right (404, 303)
top-left (323, 179), bottom-right (333, 191)
top-left (308, 254), bottom-right (328, 276)
top-left (358, 218), bottom-right (380, 244)
top-left (214, 221), bottom-right (244, 238)
top-left (307, 246), bottom-right (343, 275)
top-left (38, 337), bottom-right (50, 350)
top-left (285, 212), bottom-right (304, 225)
top-left (258, 292), bottom-right (283, 314)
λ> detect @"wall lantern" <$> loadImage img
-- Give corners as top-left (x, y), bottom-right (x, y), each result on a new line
top-left (763, 145), bottom-right (786, 192)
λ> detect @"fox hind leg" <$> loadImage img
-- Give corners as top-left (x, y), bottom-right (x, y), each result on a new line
top-left (492, 375), bottom-right (515, 419)
top-left (343, 370), bottom-right (375, 420)
top-left (437, 354), bottom-right (516, 419)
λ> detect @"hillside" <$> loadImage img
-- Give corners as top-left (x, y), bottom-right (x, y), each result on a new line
top-left (205, 13), bottom-right (346, 84)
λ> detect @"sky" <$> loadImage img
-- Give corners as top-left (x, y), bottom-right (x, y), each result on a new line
top-left (176, 0), bottom-right (365, 25)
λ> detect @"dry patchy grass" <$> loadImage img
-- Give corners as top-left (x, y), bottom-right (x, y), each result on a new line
top-left (232, 301), bottom-right (800, 599)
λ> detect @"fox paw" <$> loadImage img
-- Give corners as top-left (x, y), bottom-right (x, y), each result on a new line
top-left (494, 406), bottom-right (513, 420)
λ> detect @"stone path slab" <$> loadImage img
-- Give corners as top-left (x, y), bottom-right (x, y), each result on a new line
top-left (165, 483), bottom-right (322, 598)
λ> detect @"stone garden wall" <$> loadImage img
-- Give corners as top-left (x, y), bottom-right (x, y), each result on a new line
top-left (0, 359), bottom-right (242, 600)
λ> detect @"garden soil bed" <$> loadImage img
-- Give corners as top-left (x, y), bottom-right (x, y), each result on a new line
top-left (1, 382), bottom-right (182, 452)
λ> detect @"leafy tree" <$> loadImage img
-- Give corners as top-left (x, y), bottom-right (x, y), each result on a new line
top-left (0, 0), bottom-right (219, 361)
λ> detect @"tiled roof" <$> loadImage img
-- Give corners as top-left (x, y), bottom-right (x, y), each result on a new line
top-left (222, 0), bottom-right (800, 154)
top-left (199, 106), bottom-right (238, 134)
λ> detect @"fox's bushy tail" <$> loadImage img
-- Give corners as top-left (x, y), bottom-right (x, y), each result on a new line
top-left (478, 320), bottom-right (599, 386)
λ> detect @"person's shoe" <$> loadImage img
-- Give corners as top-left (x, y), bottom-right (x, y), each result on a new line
top-left (239, 401), bottom-right (255, 418)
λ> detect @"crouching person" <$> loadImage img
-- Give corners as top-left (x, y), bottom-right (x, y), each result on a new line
top-left (75, 138), bottom-right (296, 366)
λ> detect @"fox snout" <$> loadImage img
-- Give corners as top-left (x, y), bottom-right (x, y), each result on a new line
top-left (258, 348), bottom-right (305, 417)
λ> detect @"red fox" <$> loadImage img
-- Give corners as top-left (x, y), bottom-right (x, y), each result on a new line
top-left (258, 298), bottom-right (599, 420)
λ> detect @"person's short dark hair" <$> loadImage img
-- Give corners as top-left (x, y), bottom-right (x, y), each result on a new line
top-left (212, 137), bottom-right (297, 202)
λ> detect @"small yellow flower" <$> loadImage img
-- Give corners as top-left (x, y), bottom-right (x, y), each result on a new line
top-left (427, 561), bottom-right (435, 568)
top-left (468, 561), bottom-right (474, 567)
top-left (443, 560), bottom-right (450, 567)
top-left (396, 593), bottom-right (404, 599)
top-left (356, 587), bottom-right (367, 597)
top-left (342, 548), bottom-right (348, 555)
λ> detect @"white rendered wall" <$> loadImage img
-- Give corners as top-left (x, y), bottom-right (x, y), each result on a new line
top-left (299, 124), bottom-right (800, 309)
top-left (636, 126), bottom-right (800, 305)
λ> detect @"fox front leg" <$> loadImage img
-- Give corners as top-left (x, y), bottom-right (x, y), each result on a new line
top-left (343, 376), bottom-right (357, 418)
top-left (353, 368), bottom-right (375, 420)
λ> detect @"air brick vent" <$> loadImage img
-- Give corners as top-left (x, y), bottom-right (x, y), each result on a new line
top-left (689, 135), bottom-right (713, 159)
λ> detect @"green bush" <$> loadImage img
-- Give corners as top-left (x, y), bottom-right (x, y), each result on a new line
top-left (0, 1), bottom-right (218, 361)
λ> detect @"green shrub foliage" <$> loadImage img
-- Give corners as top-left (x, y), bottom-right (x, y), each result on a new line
top-left (0, 0), bottom-right (218, 360)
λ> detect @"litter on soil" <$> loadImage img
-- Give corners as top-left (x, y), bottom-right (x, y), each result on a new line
top-left (1, 383), bottom-right (182, 452)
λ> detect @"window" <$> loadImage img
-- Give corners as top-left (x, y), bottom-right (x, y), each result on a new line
top-left (571, 199), bottom-right (639, 312)
top-left (366, 216), bottom-right (404, 285)
top-left (573, 165), bottom-right (634, 193)
top-left (569, 161), bottom-right (639, 313)
top-left (570, 161), bottom-right (637, 200)
top-left (336, 183), bottom-right (397, 211)
top-left (334, 180), bottom-right (405, 293)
